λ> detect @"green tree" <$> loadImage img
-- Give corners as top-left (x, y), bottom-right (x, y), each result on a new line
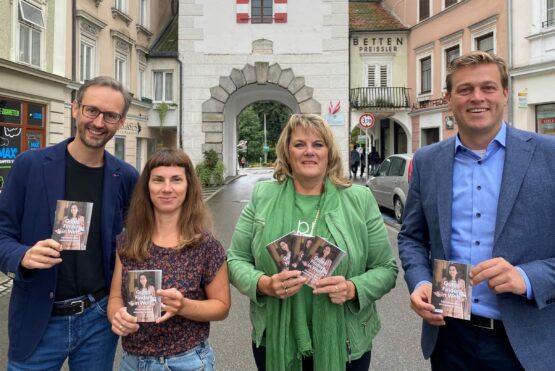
top-left (250, 101), bottom-right (293, 162)
top-left (238, 107), bottom-right (264, 163)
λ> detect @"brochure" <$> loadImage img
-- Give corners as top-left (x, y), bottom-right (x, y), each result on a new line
top-left (51, 200), bottom-right (93, 250)
top-left (431, 259), bottom-right (473, 320)
top-left (125, 270), bottom-right (163, 322)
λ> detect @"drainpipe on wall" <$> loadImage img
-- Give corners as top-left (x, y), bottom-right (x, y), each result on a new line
top-left (71, 0), bottom-right (77, 137)
top-left (507, 0), bottom-right (513, 126)
top-left (348, 31), bottom-right (352, 171)
top-left (177, 57), bottom-right (183, 149)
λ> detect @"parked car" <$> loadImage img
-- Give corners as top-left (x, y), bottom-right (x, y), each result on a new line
top-left (366, 154), bottom-right (413, 223)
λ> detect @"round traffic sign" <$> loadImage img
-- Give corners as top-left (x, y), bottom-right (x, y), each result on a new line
top-left (359, 113), bottom-right (375, 129)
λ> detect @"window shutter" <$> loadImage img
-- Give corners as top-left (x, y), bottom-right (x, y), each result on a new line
top-left (237, 0), bottom-right (249, 23)
top-left (367, 65), bottom-right (376, 87)
top-left (274, 0), bottom-right (287, 23)
top-left (380, 65), bottom-right (388, 87)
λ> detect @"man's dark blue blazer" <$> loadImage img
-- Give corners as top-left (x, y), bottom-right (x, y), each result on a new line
top-left (398, 125), bottom-right (555, 370)
top-left (0, 138), bottom-right (138, 361)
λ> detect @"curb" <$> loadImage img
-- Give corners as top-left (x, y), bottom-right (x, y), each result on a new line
top-left (384, 219), bottom-right (401, 231)
top-left (202, 173), bottom-right (246, 203)
top-left (0, 272), bottom-right (9, 285)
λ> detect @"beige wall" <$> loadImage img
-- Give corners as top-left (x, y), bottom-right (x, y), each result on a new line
top-left (75, 0), bottom-right (174, 168)
top-left (350, 32), bottom-right (408, 89)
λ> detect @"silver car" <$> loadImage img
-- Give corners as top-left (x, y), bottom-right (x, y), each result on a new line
top-left (366, 154), bottom-right (413, 224)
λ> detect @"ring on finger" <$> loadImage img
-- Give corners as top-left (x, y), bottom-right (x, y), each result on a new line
top-left (281, 281), bottom-right (286, 290)
top-left (285, 287), bottom-right (289, 296)
top-left (334, 285), bottom-right (339, 293)
top-left (120, 325), bottom-right (124, 331)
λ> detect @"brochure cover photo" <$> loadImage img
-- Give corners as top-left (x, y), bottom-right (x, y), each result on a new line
top-left (51, 200), bottom-right (93, 250)
top-left (266, 232), bottom-right (297, 270)
top-left (125, 270), bottom-right (162, 322)
top-left (299, 236), bottom-right (346, 288)
top-left (431, 259), bottom-right (473, 320)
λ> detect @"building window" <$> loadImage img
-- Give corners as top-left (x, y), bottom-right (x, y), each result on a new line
top-left (115, 0), bottom-right (126, 12)
top-left (154, 71), bottom-right (173, 102)
top-left (419, 0), bottom-right (430, 21)
top-left (115, 56), bottom-right (126, 86)
top-left (536, 103), bottom-right (555, 136)
top-left (546, 0), bottom-right (555, 28)
top-left (445, 45), bottom-right (460, 68)
top-left (420, 56), bottom-right (432, 94)
top-left (139, 0), bottom-right (148, 27)
top-left (18, 1), bottom-right (44, 67)
top-left (114, 136), bottom-right (125, 161)
top-left (476, 32), bottom-right (494, 53)
top-left (367, 64), bottom-right (390, 87)
top-left (445, 0), bottom-right (458, 8)
top-left (138, 68), bottom-right (146, 99)
top-left (251, 0), bottom-right (273, 24)
top-left (80, 40), bottom-right (95, 82)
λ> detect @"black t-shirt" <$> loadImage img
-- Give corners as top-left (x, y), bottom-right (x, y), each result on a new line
top-left (55, 151), bottom-right (106, 300)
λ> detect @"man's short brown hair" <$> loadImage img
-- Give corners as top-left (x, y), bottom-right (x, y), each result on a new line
top-left (445, 51), bottom-right (508, 93)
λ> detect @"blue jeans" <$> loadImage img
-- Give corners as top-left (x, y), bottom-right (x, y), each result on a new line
top-left (119, 341), bottom-right (214, 371)
top-left (7, 295), bottom-right (118, 371)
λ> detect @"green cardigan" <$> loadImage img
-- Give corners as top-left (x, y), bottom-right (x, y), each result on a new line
top-left (228, 178), bottom-right (398, 370)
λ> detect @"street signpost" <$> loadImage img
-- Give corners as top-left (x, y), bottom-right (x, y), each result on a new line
top-left (358, 113), bottom-right (375, 183)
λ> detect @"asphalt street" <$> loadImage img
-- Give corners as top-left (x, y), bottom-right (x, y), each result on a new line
top-left (0, 168), bottom-right (429, 370)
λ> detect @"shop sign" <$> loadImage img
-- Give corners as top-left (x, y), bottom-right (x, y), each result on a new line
top-left (0, 100), bottom-right (21, 124)
top-left (518, 92), bottom-right (527, 108)
top-left (352, 36), bottom-right (404, 54)
top-left (0, 126), bottom-right (21, 191)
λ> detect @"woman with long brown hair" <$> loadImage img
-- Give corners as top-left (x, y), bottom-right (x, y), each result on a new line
top-left (108, 148), bottom-right (230, 370)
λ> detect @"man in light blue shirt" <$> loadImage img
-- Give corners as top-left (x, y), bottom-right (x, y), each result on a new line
top-left (398, 51), bottom-right (555, 370)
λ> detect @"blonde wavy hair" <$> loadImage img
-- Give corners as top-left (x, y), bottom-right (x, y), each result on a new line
top-left (273, 114), bottom-right (351, 188)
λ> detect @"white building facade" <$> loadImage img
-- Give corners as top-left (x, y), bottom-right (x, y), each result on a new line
top-left (510, 0), bottom-right (555, 136)
top-left (179, 0), bottom-right (350, 176)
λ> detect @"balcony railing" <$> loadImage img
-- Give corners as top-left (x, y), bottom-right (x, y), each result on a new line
top-left (350, 87), bottom-right (411, 110)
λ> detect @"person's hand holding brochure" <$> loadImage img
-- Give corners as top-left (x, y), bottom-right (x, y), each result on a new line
top-left (266, 233), bottom-right (346, 289)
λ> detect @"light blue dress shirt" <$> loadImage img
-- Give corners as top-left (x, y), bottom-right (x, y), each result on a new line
top-left (450, 123), bottom-right (532, 320)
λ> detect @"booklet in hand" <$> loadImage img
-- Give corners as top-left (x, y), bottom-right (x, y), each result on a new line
top-left (431, 259), bottom-right (473, 320)
top-left (266, 233), bottom-right (346, 288)
top-left (51, 200), bottom-right (93, 250)
top-left (125, 270), bottom-right (163, 322)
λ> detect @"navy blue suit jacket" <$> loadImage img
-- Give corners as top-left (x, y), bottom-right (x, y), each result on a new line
top-left (398, 126), bottom-right (555, 370)
top-left (0, 138), bottom-right (138, 361)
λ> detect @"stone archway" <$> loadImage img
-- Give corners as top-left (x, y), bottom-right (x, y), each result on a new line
top-left (201, 62), bottom-right (321, 175)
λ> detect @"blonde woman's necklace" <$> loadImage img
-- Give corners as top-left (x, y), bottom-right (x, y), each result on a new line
top-left (295, 193), bottom-right (323, 236)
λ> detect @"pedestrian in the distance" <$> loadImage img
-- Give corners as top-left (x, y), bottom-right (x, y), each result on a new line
top-left (350, 145), bottom-right (360, 179)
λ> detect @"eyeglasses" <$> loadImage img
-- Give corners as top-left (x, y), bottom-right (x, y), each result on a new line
top-left (80, 105), bottom-right (122, 124)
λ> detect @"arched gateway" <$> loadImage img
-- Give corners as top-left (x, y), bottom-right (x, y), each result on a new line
top-left (201, 62), bottom-right (321, 177)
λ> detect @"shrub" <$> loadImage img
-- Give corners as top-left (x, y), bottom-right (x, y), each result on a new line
top-left (195, 149), bottom-right (225, 187)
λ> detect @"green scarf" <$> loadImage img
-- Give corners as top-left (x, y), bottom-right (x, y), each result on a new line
top-left (258, 177), bottom-right (348, 371)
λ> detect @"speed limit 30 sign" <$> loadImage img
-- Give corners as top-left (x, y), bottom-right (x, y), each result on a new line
top-left (359, 113), bottom-right (375, 129)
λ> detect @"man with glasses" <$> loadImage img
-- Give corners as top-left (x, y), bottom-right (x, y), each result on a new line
top-left (0, 76), bottom-right (138, 369)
